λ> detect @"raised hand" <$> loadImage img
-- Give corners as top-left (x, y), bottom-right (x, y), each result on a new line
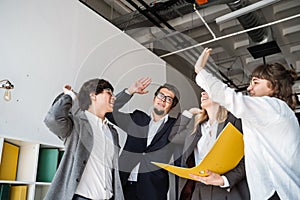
top-left (188, 107), bottom-right (202, 115)
top-left (127, 77), bottom-right (152, 95)
top-left (195, 48), bottom-right (212, 74)
top-left (63, 85), bottom-right (72, 94)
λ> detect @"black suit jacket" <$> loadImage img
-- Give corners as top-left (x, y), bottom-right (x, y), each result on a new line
top-left (106, 90), bottom-right (178, 200)
top-left (169, 112), bottom-right (250, 200)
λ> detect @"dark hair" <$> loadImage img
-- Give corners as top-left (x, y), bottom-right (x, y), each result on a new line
top-left (154, 83), bottom-right (180, 109)
top-left (251, 63), bottom-right (297, 110)
top-left (78, 79), bottom-right (114, 110)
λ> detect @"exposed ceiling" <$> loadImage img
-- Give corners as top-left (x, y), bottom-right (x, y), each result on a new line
top-left (80, 0), bottom-right (300, 108)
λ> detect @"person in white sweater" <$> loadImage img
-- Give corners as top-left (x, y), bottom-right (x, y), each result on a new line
top-left (192, 48), bottom-right (300, 200)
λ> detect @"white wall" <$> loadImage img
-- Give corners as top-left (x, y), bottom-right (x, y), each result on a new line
top-left (0, 0), bottom-right (199, 148)
top-left (0, 0), bottom-right (166, 146)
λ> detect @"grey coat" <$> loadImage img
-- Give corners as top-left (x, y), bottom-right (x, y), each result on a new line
top-left (44, 94), bottom-right (124, 200)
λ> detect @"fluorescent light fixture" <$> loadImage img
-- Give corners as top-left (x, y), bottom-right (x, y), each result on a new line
top-left (216, 0), bottom-right (280, 24)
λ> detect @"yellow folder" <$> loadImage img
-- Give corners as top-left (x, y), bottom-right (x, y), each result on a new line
top-left (152, 122), bottom-right (244, 181)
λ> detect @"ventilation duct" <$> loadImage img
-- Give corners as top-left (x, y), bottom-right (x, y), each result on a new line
top-left (113, 0), bottom-right (270, 43)
top-left (227, 0), bottom-right (269, 43)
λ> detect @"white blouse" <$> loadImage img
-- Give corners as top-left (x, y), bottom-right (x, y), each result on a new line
top-left (194, 120), bottom-right (218, 166)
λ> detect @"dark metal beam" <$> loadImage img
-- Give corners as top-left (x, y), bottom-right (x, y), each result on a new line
top-left (135, 0), bottom-right (175, 30)
top-left (218, 70), bottom-right (239, 90)
top-left (125, 0), bottom-right (163, 28)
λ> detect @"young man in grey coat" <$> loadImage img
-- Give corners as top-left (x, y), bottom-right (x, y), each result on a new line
top-left (44, 79), bottom-right (124, 200)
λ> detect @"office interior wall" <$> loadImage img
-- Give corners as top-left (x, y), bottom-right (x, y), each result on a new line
top-left (0, 0), bottom-right (166, 146)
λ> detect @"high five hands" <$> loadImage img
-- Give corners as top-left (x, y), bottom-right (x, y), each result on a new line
top-left (128, 77), bottom-right (152, 95)
top-left (195, 48), bottom-right (212, 74)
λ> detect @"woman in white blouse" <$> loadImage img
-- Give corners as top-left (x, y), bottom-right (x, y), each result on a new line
top-left (193, 48), bottom-right (300, 200)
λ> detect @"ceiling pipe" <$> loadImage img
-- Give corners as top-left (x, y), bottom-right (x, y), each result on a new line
top-left (112, 0), bottom-right (194, 29)
top-left (112, 0), bottom-right (277, 91)
top-left (216, 0), bottom-right (280, 23)
top-left (194, 4), bottom-right (216, 39)
top-left (124, 0), bottom-right (200, 52)
top-left (119, 0), bottom-right (268, 91)
top-left (116, 0), bottom-right (270, 43)
top-left (192, 0), bottom-right (271, 43)
top-left (160, 13), bottom-right (300, 58)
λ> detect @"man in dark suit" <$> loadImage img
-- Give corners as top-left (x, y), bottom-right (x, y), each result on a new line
top-left (106, 77), bottom-right (181, 200)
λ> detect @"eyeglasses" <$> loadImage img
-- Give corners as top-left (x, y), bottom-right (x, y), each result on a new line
top-left (155, 92), bottom-right (173, 104)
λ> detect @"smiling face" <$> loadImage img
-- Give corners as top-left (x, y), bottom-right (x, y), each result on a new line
top-left (98, 89), bottom-right (115, 112)
top-left (247, 77), bottom-right (274, 97)
top-left (200, 91), bottom-right (213, 109)
top-left (152, 88), bottom-right (175, 116)
top-left (89, 88), bottom-right (115, 119)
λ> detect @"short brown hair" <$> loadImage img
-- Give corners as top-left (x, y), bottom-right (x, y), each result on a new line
top-left (251, 63), bottom-right (297, 110)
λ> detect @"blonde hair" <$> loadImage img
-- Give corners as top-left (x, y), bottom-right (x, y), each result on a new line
top-left (192, 106), bottom-right (228, 133)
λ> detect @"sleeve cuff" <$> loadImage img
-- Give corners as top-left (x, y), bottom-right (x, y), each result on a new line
top-left (182, 110), bottom-right (193, 118)
top-left (125, 89), bottom-right (131, 95)
top-left (220, 175), bottom-right (230, 189)
top-left (65, 90), bottom-right (76, 101)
